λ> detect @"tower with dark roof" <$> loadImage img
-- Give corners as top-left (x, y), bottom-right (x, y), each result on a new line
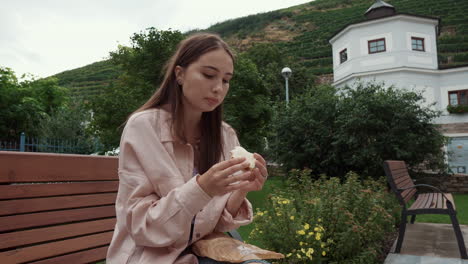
top-left (328, 0), bottom-right (468, 172)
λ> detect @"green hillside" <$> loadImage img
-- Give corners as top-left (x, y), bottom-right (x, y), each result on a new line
top-left (54, 0), bottom-right (468, 98)
top-left (52, 60), bottom-right (121, 100)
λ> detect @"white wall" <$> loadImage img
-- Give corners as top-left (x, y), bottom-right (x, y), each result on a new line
top-left (337, 69), bottom-right (468, 125)
top-left (331, 15), bottom-right (438, 83)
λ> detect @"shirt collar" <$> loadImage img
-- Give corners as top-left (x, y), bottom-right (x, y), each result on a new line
top-left (159, 108), bottom-right (176, 143)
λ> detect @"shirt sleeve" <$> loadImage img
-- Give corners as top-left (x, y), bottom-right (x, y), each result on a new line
top-left (116, 112), bottom-right (212, 248)
top-left (214, 197), bottom-right (253, 232)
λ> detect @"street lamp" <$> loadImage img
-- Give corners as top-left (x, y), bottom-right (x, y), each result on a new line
top-left (281, 67), bottom-right (292, 105)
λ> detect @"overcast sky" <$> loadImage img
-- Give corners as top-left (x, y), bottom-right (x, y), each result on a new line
top-left (0, 0), bottom-right (311, 79)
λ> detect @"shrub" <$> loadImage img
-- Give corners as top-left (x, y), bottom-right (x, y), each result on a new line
top-left (271, 82), bottom-right (448, 179)
top-left (250, 169), bottom-right (400, 264)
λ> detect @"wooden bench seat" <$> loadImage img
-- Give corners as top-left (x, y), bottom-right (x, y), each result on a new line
top-left (0, 151), bottom-right (243, 264)
top-left (383, 160), bottom-right (467, 259)
top-left (0, 151), bottom-right (119, 264)
top-left (408, 192), bottom-right (455, 211)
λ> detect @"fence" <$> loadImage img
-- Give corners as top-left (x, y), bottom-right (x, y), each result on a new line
top-left (0, 132), bottom-right (102, 154)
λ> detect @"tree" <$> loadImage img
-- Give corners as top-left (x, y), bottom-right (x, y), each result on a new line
top-left (242, 43), bottom-right (316, 103)
top-left (224, 54), bottom-right (273, 153)
top-left (89, 28), bottom-right (184, 148)
top-left (0, 67), bottom-right (69, 140)
top-left (36, 100), bottom-right (96, 154)
top-left (272, 82), bottom-right (447, 178)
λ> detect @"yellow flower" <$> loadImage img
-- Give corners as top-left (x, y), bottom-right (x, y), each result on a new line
top-left (290, 216), bottom-right (295, 220)
top-left (308, 232), bottom-right (314, 236)
top-left (299, 242), bottom-right (304, 246)
top-left (316, 233), bottom-right (322, 240)
top-left (322, 251), bottom-right (326, 256)
top-left (304, 223), bottom-right (310, 230)
top-left (276, 213), bottom-right (282, 216)
top-left (297, 254), bottom-right (302, 259)
top-left (257, 212), bottom-right (264, 216)
top-left (301, 248), bottom-right (306, 253)
top-left (306, 248), bottom-right (314, 259)
top-left (321, 242), bottom-right (326, 248)
top-left (297, 230), bottom-right (306, 235)
top-left (314, 227), bottom-right (320, 232)
top-left (318, 218), bottom-right (322, 222)
top-left (286, 253), bottom-right (292, 257)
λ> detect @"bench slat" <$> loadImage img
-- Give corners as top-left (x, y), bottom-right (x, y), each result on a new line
top-left (0, 205), bottom-right (116, 232)
top-left (385, 161), bottom-right (407, 170)
top-left (29, 245), bottom-right (109, 264)
top-left (0, 151), bottom-right (118, 183)
top-left (0, 231), bottom-right (113, 264)
top-left (436, 193), bottom-right (444, 209)
top-left (425, 193), bottom-right (434, 208)
top-left (445, 193), bottom-right (455, 210)
top-left (394, 173), bottom-right (411, 184)
top-left (0, 218), bottom-right (115, 250)
top-left (410, 193), bottom-right (425, 209)
top-left (392, 169), bottom-right (410, 179)
top-left (0, 193), bottom-right (117, 216)
top-left (401, 188), bottom-right (416, 203)
top-left (396, 177), bottom-right (413, 190)
top-left (0, 181), bottom-right (119, 200)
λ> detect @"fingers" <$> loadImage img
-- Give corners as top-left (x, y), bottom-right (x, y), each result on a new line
top-left (255, 160), bottom-right (268, 178)
top-left (253, 153), bottom-right (266, 166)
top-left (222, 161), bottom-right (251, 177)
top-left (223, 170), bottom-right (254, 186)
top-left (213, 157), bottom-right (246, 171)
top-left (225, 180), bottom-right (252, 192)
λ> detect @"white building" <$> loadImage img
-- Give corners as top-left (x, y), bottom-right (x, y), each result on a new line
top-left (329, 0), bottom-right (468, 173)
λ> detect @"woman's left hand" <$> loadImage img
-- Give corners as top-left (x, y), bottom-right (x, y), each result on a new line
top-left (237, 153), bottom-right (268, 193)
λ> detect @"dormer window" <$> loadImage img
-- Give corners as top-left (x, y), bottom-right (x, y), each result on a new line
top-left (340, 49), bottom-right (348, 64)
top-left (368, 38), bottom-right (386, 54)
top-left (411, 37), bottom-right (425, 51)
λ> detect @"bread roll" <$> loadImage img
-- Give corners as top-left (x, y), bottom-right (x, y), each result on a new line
top-left (230, 146), bottom-right (256, 170)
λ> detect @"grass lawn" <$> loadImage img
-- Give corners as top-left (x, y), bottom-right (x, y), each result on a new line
top-left (237, 176), bottom-right (286, 247)
top-left (415, 194), bottom-right (468, 225)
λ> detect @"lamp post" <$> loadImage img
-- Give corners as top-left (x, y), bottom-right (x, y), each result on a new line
top-left (281, 67), bottom-right (292, 105)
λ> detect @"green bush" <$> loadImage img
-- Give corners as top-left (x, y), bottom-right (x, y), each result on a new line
top-left (271, 82), bottom-right (448, 179)
top-left (250, 169), bottom-right (400, 264)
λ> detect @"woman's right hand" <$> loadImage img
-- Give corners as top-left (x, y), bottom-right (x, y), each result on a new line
top-left (197, 157), bottom-right (254, 197)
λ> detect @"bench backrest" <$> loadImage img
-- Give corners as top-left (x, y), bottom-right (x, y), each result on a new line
top-left (0, 151), bottom-right (118, 264)
top-left (383, 160), bottom-right (416, 206)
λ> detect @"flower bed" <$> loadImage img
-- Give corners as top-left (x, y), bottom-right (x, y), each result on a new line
top-left (250, 169), bottom-right (400, 264)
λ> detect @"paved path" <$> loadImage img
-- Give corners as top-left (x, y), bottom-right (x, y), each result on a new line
top-left (384, 223), bottom-right (468, 264)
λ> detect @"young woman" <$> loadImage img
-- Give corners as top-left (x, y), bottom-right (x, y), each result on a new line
top-left (106, 33), bottom-right (270, 264)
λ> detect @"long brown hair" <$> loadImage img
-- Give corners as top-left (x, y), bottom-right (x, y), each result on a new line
top-left (131, 33), bottom-right (235, 174)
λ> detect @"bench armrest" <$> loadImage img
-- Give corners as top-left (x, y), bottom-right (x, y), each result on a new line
top-left (398, 184), bottom-right (452, 204)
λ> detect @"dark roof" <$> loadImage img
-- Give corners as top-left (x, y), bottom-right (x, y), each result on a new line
top-left (328, 13), bottom-right (440, 42)
top-left (439, 63), bottom-right (468, 70)
top-left (365, 0), bottom-right (394, 14)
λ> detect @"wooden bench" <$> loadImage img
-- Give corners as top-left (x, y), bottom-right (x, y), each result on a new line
top-left (0, 151), bottom-right (119, 264)
top-left (383, 160), bottom-right (467, 259)
top-left (0, 151), bottom-right (243, 264)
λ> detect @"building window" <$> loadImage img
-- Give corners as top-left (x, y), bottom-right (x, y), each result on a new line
top-left (368, 38), bottom-right (386, 54)
top-left (339, 48), bottom-right (348, 64)
top-left (449, 90), bottom-right (468, 106)
top-left (412, 37), bottom-right (425, 51)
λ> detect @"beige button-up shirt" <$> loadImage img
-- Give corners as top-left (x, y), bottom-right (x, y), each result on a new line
top-left (106, 108), bottom-right (253, 264)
